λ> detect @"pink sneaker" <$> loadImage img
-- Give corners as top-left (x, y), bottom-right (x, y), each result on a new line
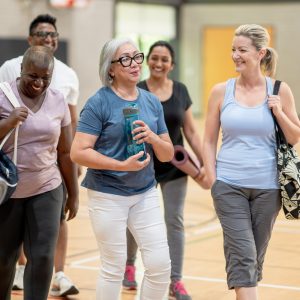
top-left (169, 280), bottom-right (192, 300)
top-left (122, 265), bottom-right (137, 290)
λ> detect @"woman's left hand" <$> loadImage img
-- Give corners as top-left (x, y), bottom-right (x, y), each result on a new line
top-left (268, 94), bottom-right (282, 116)
top-left (132, 120), bottom-right (159, 145)
top-left (65, 195), bottom-right (79, 221)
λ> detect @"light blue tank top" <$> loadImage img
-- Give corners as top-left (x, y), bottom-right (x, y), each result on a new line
top-left (216, 77), bottom-right (279, 189)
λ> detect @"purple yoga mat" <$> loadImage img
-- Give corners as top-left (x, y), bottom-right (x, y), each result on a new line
top-left (171, 145), bottom-right (201, 179)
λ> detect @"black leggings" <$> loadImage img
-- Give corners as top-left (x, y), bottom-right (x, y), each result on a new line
top-left (0, 184), bottom-right (63, 300)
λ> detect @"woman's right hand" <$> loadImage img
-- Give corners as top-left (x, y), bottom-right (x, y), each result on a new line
top-left (194, 167), bottom-right (212, 189)
top-left (7, 107), bottom-right (28, 127)
top-left (122, 151), bottom-right (150, 171)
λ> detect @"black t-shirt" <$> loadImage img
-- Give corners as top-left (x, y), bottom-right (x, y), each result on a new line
top-left (138, 80), bottom-right (192, 182)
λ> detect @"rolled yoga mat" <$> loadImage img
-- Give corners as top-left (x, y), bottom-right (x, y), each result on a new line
top-left (171, 145), bottom-right (201, 179)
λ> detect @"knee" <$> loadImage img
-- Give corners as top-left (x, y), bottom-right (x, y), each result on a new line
top-left (165, 213), bottom-right (184, 231)
top-left (30, 253), bottom-right (53, 270)
top-left (143, 248), bottom-right (171, 280)
top-left (165, 211), bottom-right (184, 230)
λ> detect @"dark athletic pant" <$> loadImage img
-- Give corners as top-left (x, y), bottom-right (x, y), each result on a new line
top-left (0, 184), bottom-right (63, 300)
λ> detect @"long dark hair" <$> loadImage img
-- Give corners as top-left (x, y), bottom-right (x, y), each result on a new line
top-left (147, 40), bottom-right (175, 64)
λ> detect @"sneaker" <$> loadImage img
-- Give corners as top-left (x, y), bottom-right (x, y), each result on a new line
top-left (169, 280), bottom-right (192, 300)
top-left (50, 271), bottom-right (79, 297)
top-left (12, 265), bottom-right (25, 290)
top-left (122, 265), bottom-right (137, 290)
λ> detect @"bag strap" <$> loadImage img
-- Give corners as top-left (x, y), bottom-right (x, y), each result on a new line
top-left (273, 80), bottom-right (281, 96)
top-left (270, 80), bottom-right (288, 148)
top-left (0, 82), bottom-right (21, 164)
top-left (0, 82), bottom-right (21, 108)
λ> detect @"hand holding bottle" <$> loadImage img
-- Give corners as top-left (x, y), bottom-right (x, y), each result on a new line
top-left (132, 120), bottom-right (159, 145)
top-left (121, 151), bottom-right (151, 171)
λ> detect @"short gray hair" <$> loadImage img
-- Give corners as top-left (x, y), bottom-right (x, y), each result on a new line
top-left (99, 37), bottom-right (138, 87)
top-left (22, 45), bottom-right (54, 73)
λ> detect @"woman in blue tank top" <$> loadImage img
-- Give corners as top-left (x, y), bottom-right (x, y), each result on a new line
top-left (203, 24), bottom-right (300, 300)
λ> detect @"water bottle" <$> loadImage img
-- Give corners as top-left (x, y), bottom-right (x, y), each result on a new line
top-left (123, 104), bottom-right (147, 161)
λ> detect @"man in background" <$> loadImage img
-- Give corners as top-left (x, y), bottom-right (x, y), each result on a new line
top-left (0, 14), bottom-right (80, 297)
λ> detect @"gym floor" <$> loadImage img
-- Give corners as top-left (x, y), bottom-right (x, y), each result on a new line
top-left (11, 120), bottom-right (300, 300)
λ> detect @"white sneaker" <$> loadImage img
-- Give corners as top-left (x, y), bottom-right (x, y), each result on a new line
top-left (50, 271), bottom-right (79, 297)
top-left (12, 265), bottom-right (25, 290)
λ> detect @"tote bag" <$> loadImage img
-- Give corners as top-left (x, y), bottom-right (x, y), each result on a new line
top-left (0, 82), bottom-right (20, 205)
top-left (272, 80), bottom-right (300, 219)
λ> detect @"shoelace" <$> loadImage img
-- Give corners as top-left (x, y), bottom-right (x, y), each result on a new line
top-left (173, 281), bottom-right (188, 295)
top-left (125, 266), bottom-right (136, 281)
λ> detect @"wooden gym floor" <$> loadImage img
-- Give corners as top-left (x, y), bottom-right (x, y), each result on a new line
top-left (11, 119), bottom-right (300, 300)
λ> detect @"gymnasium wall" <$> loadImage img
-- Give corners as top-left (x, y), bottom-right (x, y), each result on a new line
top-left (1, 1), bottom-right (299, 115)
top-left (180, 3), bottom-right (300, 115)
top-left (0, 0), bottom-right (114, 110)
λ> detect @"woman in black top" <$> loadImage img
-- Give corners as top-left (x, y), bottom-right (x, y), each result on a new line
top-left (123, 41), bottom-right (205, 300)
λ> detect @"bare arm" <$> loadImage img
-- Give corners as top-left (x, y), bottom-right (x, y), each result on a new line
top-left (68, 104), bottom-right (78, 136)
top-left (70, 132), bottom-right (151, 172)
top-left (182, 107), bottom-right (203, 166)
top-left (152, 133), bottom-right (174, 162)
top-left (182, 107), bottom-right (211, 189)
top-left (202, 83), bottom-right (225, 188)
top-left (57, 124), bottom-right (79, 221)
top-left (268, 81), bottom-right (300, 145)
top-left (68, 103), bottom-right (83, 177)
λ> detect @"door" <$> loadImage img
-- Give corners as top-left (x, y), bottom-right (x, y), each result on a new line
top-left (202, 26), bottom-right (274, 111)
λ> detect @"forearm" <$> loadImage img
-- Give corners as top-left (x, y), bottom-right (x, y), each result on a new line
top-left (202, 140), bottom-right (218, 186)
top-left (71, 147), bottom-right (125, 171)
top-left (0, 118), bottom-right (16, 140)
top-left (58, 152), bottom-right (79, 198)
top-left (274, 110), bottom-right (300, 145)
top-left (151, 135), bottom-right (174, 162)
top-left (182, 108), bottom-right (203, 165)
top-left (68, 104), bottom-right (78, 137)
top-left (186, 133), bottom-right (204, 166)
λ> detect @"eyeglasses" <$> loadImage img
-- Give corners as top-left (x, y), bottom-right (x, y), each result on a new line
top-left (31, 31), bottom-right (59, 39)
top-left (111, 53), bottom-right (144, 67)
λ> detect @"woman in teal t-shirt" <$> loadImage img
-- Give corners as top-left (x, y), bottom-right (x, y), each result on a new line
top-left (71, 38), bottom-right (174, 300)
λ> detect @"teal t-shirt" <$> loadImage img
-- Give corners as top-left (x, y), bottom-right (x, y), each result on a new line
top-left (77, 86), bottom-right (168, 196)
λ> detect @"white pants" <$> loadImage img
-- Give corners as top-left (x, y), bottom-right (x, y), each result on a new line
top-left (88, 187), bottom-right (171, 300)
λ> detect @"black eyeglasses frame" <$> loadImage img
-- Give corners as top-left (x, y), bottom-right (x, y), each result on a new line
top-left (30, 31), bottom-right (59, 39)
top-left (111, 52), bottom-right (144, 67)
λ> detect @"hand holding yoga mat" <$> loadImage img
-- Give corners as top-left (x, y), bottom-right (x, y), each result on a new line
top-left (171, 145), bottom-right (209, 189)
top-left (171, 145), bottom-right (201, 178)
